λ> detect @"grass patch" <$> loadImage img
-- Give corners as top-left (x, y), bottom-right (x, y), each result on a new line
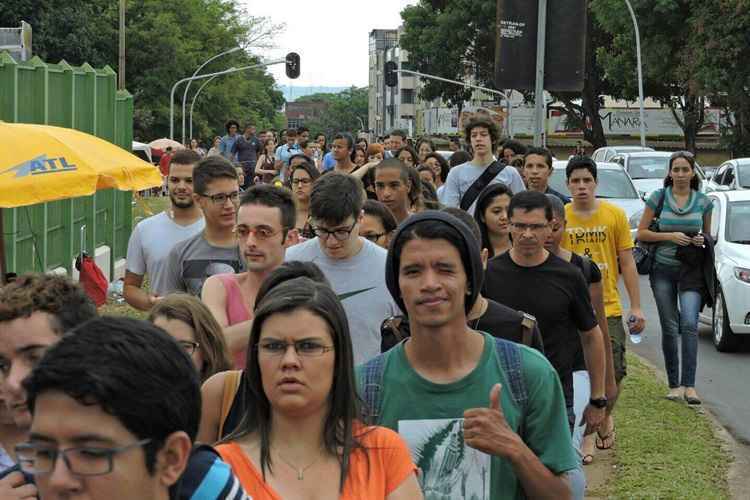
top-left (132, 194), bottom-right (170, 223)
top-left (606, 354), bottom-right (730, 499)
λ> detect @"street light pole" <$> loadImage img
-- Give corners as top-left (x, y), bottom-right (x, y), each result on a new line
top-left (624, 0), bottom-right (646, 147)
top-left (533, 0), bottom-right (547, 147)
top-left (172, 46), bottom-right (242, 142)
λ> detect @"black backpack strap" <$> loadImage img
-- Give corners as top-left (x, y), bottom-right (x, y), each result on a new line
top-left (460, 161), bottom-right (505, 211)
top-left (654, 188), bottom-right (666, 218)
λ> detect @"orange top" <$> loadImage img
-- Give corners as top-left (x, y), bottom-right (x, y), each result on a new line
top-left (216, 426), bottom-right (417, 499)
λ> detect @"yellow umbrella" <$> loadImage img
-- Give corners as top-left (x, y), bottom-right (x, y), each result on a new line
top-left (0, 122), bottom-right (162, 208)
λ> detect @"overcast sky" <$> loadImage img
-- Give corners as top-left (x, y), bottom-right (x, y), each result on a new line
top-left (241, 0), bottom-right (417, 88)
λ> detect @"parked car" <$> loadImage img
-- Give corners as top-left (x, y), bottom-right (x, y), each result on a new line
top-left (702, 165), bottom-right (719, 180)
top-left (549, 161), bottom-right (644, 239)
top-left (609, 151), bottom-right (707, 198)
top-left (591, 145), bottom-right (654, 163)
top-left (704, 158), bottom-right (750, 193)
top-left (698, 190), bottom-right (750, 351)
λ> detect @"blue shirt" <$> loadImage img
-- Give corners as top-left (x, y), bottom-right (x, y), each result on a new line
top-left (219, 135), bottom-right (239, 162)
top-left (321, 151), bottom-right (336, 171)
top-left (275, 143), bottom-right (301, 166)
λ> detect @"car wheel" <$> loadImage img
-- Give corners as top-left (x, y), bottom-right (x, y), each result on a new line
top-left (713, 288), bottom-right (741, 352)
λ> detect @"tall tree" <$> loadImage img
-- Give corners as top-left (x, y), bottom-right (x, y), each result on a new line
top-left (591, 0), bottom-right (705, 152)
top-left (298, 87), bottom-right (369, 139)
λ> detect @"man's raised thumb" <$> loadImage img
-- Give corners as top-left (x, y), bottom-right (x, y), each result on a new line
top-left (489, 383), bottom-right (502, 411)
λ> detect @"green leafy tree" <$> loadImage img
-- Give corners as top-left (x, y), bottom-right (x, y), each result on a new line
top-left (298, 87), bottom-right (369, 139)
top-left (591, 0), bottom-right (705, 152)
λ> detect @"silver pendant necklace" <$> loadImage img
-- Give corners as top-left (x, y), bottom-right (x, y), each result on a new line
top-left (274, 449), bottom-right (321, 480)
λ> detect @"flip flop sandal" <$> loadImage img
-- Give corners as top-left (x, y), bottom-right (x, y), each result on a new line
top-left (596, 428), bottom-right (616, 450)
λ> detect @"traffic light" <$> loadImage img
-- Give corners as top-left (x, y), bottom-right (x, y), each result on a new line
top-left (384, 61), bottom-right (398, 87)
top-left (285, 52), bottom-right (300, 79)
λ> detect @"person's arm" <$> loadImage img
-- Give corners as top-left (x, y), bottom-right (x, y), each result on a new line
top-left (386, 474), bottom-right (423, 500)
top-left (197, 371), bottom-right (229, 444)
top-left (464, 385), bottom-right (571, 500)
top-left (123, 271), bottom-right (160, 311)
top-left (590, 281), bottom-right (618, 409)
top-left (439, 168), bottom-right (461, 207)
top-left (351, 160), bottom-right (379, 180)
top-left (579, 324), bottom-right (606, 433)
top-left (636, 206), bottom-right (691, 244)
top-left (200, 276), bottom-right (253, 355)
top-left (254, 155), bottom-right (276, 176)
top-left (0, 471), bottom-right (38, 499)
top-left (619, 248), bottom-right (645, 332)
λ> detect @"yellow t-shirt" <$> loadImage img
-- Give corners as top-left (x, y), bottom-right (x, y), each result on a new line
top-left (562, 201), bottom-right (634, 317)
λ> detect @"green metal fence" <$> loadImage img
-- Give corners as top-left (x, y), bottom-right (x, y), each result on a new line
top-left (0, 52), bottom-right (133, 278)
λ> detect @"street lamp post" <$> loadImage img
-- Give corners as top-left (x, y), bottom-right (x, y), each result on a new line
top-left (171, 46), bottom-right (242, 142)
top-left (624, 0), bottom-right (647, 147)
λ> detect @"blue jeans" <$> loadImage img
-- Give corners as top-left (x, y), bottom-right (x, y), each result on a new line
top-left (649, 263), bottom-right (702, 388)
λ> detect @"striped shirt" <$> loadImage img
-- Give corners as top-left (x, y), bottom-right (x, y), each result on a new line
top-left (646, 187), bottom-right (713, 267)
top-left (173, 446), bottom-right (251, 500)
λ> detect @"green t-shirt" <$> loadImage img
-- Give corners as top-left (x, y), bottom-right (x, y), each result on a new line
top-left (356, 333), bottom-right (577, 500)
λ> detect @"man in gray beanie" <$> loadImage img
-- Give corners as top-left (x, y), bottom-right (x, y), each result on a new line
top-left (357, 210), bottom-right (581, 500)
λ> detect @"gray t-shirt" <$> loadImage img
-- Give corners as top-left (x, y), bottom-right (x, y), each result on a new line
top-left (285, 237), bottom-right (398, 365)
top-left (232, 135), bottom-right (261, 165)
top-left (439, 158), bottom-right (527, 214)
top-left (162, 232), bottom-right (244, 296)
top-left (126, 211), bottom-right (205, 296)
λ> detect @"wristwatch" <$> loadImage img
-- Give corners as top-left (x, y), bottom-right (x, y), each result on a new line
top-left (589, 397), bottom-right (608, 409)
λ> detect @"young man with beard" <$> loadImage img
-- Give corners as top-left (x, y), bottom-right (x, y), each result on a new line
top-left (125, 149), bottom-right (205, 311)
top-left (482, 192), bottom-right (607, 437)
top-left (285, 173), bottom-right (398, 365)
top-left (374, 159), bottom-right (413, 224)
top-left (163, 157), bottom-right (244, 296)
top-left (201, 185), bottom-right (298, 366)
top-left (524, 147), bottom-right (571, 203)
top-left (357, 211), bottom-right (580, 499)
top-left (440, 117), bottom-right (526, 215)
top-left (562, 156), bottom-right (645, 451)
top-left (0, 274), bottom-right (97, 497)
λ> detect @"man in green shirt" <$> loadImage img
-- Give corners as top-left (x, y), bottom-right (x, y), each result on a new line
top-left (357, 211), bottom-right (580, 499)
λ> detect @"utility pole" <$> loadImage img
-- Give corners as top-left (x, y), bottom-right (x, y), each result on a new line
top-left (118, 0), bottom-right (125, 90)
top-left (533, 0), bottom-right (547, 147)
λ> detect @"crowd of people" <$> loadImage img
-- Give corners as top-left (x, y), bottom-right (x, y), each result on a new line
top-left (0, 113), bottom-right (715, 499)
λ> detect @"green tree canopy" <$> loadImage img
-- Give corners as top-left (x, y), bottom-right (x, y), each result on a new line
top-left (297, 87), bottom-right (369, 139)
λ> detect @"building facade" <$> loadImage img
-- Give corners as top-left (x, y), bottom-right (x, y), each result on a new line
top-left (285, 100), bottom-right (329, 130)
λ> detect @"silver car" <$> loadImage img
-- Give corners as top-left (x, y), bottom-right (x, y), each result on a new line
top-left (609, 151), bottom-right (707, 198)
top-left (705, 158), bottom-right (750, 193)
top-left (591, 145), bottom-right (654, 163)
top-left (549, 161), bottom-right (645, 239)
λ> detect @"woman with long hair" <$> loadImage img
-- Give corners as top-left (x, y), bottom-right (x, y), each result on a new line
top-left (354, 146), bottom-right (368, 169)
top-left (474, 183), bottom-right (514, 258)
top-left (255, 137), bottom-right (280, 184)
top-left (215, 278), bottom-right (422, 499)
top-left (415, 137), bottom-right (435, 164)
top-left (396, 146), bottom-right (418, 168)
top-left (148, 293), bottom-right (233, 383)
top-left (289, 161), bottom-right (320, 239)
top-left (189, 138), bottom-right (206, 158)
top-left (207, 136), bottom-right (222, 157)
top-left (422, 152), bottom-right (450, 193)
top-left (636, 151), bottom-right (713, 405)
top-left (361, 199), bottom-right (398, 249)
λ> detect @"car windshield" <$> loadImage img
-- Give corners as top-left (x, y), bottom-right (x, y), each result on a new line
top-left (726, 201), bottom-right (750, 243)
top-left (626, 157), bottom-right (668, 179)
top-left (738, 165), bottom-right (750, 188)
top-left (550, 168), bottom-right (639, 199)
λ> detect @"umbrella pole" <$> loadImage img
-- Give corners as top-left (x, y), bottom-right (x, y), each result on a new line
top-left (0, 208), bottom-right (6, 285)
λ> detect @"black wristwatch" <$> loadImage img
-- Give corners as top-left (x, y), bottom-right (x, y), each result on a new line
top-left (589, 397), bottom-right (608, 409)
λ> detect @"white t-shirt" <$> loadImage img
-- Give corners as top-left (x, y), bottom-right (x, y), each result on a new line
top-left (285, 237), bottom-right (399, 365)
top-left (126, 211), bottom-right (205, 296)
top-left (439, 158), bottom-right (526, 214)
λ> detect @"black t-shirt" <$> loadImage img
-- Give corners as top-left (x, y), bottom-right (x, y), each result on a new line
top-left (473, 298), bottom-right (545, 354)
top-left (570, 252), bottom-right (602, 371)
top-left (482, 252), bottom-right (597, 407)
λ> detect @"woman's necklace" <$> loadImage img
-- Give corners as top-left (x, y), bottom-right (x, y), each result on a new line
top-left (274, 448), bottom-right (322, 480)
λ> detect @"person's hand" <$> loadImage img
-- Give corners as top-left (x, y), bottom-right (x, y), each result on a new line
top-left (691, 234), bottom-right (705, 247)
top-left (605, 380), bottom-right (619, 412)
top-left (0, 471), bottom-right (38, 499)
top-left (671, 232), bottom-right (692, 246)
top-left (628, 308), bottom-right (646, 334)
top-left (148, 294), bottom-right (162, 305)
top-left (581, 403), bottom-right (605, 435)
top-left (463, 384), bottom-right (522, 459)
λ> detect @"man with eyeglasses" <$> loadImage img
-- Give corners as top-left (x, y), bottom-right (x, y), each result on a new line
top-left (125, 149), bottom-right (205, 311)
top-left (163, 157), bottom-right (245, 296)
top-left (483, 191), bottom-right (607, 443)
top-left (0, 274), bottom-right (97, 497)
top-left (284, 173), bottom-right (398, 365)
top-left (202, 185), bottom-right (298, 367)
top-left (18, 316), bottom-right (248, 499)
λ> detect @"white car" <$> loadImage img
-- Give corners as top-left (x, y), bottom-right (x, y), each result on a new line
top-left (549, 161), bottom-right (645, 239)
top-left (609, 151), bottom-right (708, 198)
top-left (591, 145), bottom-right (654, 163)
top-left (705, 158), bottom-right (750, 193)
top-left (699, 190), bottom-right (750, 351)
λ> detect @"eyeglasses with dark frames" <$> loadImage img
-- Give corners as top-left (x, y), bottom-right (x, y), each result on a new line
top-left (311, 221), bottom-right (357, 242)
top-left (199, 191), bottom-right (240, 205)
top-left (361, 232), bottom-right (387, 242)
top-left (15, 439), bottom-right (152, 476)
top-left (256, 340), bottom-right (334, 357)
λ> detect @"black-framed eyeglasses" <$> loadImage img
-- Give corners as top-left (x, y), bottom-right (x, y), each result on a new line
top-left (361, 232), bottom-right (387, 242)
top-left (256, 340), bottom-right (334, 357)
top-left (15, 439), bottom-right (152, 476)
top-left (199, 191), bottom-right (240, 205)
top-left (311, 221), bottom-right (357, 241)
top-left (178, 340), bottom-right (200, 355)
